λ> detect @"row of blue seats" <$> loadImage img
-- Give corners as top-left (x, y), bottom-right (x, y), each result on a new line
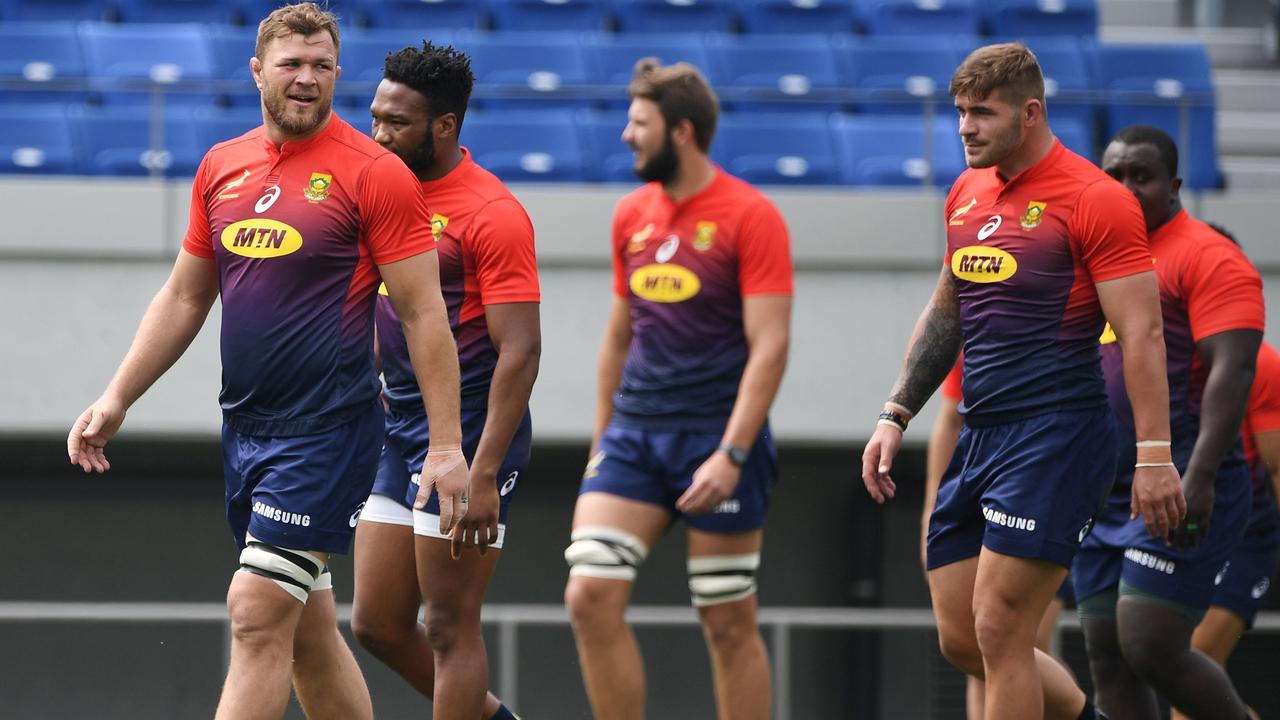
top-left (0, 0), bottom-right (1096, 37)
top-left (0, 104), bottom-right (1188, 188)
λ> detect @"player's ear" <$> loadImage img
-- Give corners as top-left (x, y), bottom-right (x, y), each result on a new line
top-left (1170, 175), bottom-right (1182, 197)
top-left (249, 56), bottom-right (263, 90)
top-left (1024, 97), bottom-right (1044, 127)
top-left (436, 113), bottom-right (458, 140)
top-left (671, 118), bottom-right (695, 148)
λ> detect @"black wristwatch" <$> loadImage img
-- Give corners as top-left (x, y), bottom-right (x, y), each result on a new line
top-left (718, 443), bottom-right (749, 467)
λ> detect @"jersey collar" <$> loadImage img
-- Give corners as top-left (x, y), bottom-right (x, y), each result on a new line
top-left (995, 137), bottom-right (1064, 190)
top-left (261, 111), bottom-right (343, 157)
top-left (1148, 208), bottom-right (1190, 246)
top-left (421, 146), bottom-right (474, 192)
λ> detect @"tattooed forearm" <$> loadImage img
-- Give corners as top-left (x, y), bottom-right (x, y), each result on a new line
top-left (887, 271), bottom-right (962, 415)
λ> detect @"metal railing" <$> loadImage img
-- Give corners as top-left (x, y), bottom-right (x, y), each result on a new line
top-left (1, 601), bottom-right (1275, 719)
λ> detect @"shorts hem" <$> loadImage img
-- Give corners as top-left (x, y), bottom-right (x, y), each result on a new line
top-left (244, 522), bottom-right (355, 555)
top-left (983, 535), bottom-right (1076, 569)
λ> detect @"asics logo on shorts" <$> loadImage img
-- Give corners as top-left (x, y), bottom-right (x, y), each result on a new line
top-left (982, 506), bottom-right (1036, 531)
top-left (1125, 548), bottom-right (1176, 575)
top-left (252, 500), bottom-right (311, 527)
top-left (501, 471), bottom-right (519, 497)
top-left (349, 501), bottom-right (366, 528)
top-left (1078, 518), bottom-right (1094, 543)
top-left (1252, 578), bottom-right (1271, 599)
top-left (1215, 560), bottom-right (1230, 586)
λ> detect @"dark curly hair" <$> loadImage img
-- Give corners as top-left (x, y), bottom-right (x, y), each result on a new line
top-left (383, 41), bottom-right (474, 131)
top-left (1111, 124), bottom-right (1179, 180)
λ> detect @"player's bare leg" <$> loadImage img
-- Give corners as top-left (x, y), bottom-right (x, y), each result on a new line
top-left (1172, 608), bottom-right (1257, 720)
top-left (215, 564), bottom-right (309, 720)
top-left (564, 492), bottom-right (669, 720)
top-left (352, 517), bottom-right (506, 717)
top-left (689, 528), bottom-right (770, 720)
top-left (973, 549), bottom-right (1083, 720)
top-left (414, 529), bottom-right (502, 720)
top-left (291, 586), bottom-right (373, 720)
top-left (929, 555), bottom-right (1087, 720)
top-left (966, 594), bottom-right (1066, 719)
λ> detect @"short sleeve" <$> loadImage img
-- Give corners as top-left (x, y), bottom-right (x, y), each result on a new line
top-left (1181, 237), bottom-right (1265, 342)
top-left (470, 197), bottom-right (540, 305)
top-left (941, 357), bottom-right (963, 402)
top-left (1248, 344), bottom-right (1280, 434)
top-left (1067, 180), bottom-right (1153, 283)
top-left (737, 198), bottom-right (793, 296)
top-left (360, 153), bottom-right (435, 265)
top-left (181, 156), bottom-right (215, 258)
top-left (611, 203), bottom-right (629, 299)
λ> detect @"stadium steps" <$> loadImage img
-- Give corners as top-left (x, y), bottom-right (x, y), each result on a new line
top-left (1100, 25), bottom-right (1275, 67)
top-left (1098, 0), bottom-right (1178, 28)
top-left (1214, 70), bottom-right (1280, 189)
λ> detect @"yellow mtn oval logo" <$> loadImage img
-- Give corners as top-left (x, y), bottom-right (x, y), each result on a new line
top-left (951, 245), bottom-right (1018, 283)
top-left (629, 263), bottom-right (701, 303)
top-left (220, 219), bottom-right (304, 258)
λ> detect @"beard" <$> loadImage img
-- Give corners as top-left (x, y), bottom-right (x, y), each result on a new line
top-left (633, 132), bottom-right (679, 184)
top-left (402, 120), bottom-right (436, 176)
top-left (261, 78), bottom-right (332, 137)
top-left (966, 119), bottom-right (1023, 169)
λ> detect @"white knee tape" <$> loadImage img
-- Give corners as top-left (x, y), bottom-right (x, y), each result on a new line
top-left (688, 553), bottom-right (760, 607)
top-left (312, 567), bottom-right (332, 593)
top-left (564, 526), bottom-right (649, 581)
top-left (238, 540), bottom-right (325, 603)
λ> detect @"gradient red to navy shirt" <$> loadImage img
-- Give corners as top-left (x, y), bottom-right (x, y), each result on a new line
top-left (183, 114), bottom-right (434, 436)
top-left (610, 169), bottom-right (793, 430)
top-left (1100, 209), bottom-right (1265, 481)
top-left (944, 141), bottom-right (1152, 426)
top-left (1243, 342), bottom-right (1280, 495)
top-left (376, 148), bottom-right (540, 414)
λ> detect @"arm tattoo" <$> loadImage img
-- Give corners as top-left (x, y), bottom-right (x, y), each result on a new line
top-left (888, 273), bottom-right (962, 415)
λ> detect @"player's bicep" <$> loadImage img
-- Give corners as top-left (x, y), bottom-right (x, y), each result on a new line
top-left (379, 249), bottom-right (444, 322)
top-left (1255, 430), bottom-right (1280, 480)
top-left (602, 295), bottom-right (632, 352)
top-left (1194, 329), bottom-right (1263, 380)
top-left (742, 294), bottom-right (791, 353)
top-left (1095, 270), bottom-right (1161, 344)
top-left (166, 249), bottom-right (220, 309)
top-left (484, 302), bottom-right (541, 357)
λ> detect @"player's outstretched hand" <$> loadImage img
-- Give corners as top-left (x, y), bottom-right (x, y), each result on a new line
top-left (1130, 465), bottom-right (1186, 543)
top-left (677, 451), bottom-right (742, 516)
top-left (1170, 469), bottom-right (1213, 552)
top-left (67, 396), bottom-right (125, 474)
top-left (861, 424), bottom-right (901, 504)
top-left (418, 444), bottom-right (469, 538)
top-left (450, 476), bottom-right (499, 559)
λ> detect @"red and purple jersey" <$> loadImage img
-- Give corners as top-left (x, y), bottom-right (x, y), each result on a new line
top-left (945, 140), bottom-right (1152, 425)
top-left (183, 113), bottom-right (434, 436)
top-left (376, 148), bottom-right (540, 414)
top-left (941, 357), bottom-right (963, 403)
top-left (1100, 209), bottom-right (1266, 480)
top-left (1243, 342), bottom-right (1280, 495)
top-left (611, 169), bottom-right (792, 429)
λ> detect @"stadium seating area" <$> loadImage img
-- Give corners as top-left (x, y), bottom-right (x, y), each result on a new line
top-left (0, 0), bottom-right (1223, 187)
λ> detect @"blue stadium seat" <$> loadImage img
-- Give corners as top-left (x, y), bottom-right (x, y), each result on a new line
top-left (194, 106), bottom-right (263, 155)
top-left (576, 109), bottom-right (636, 182)
top-left (1051, 115), bottom-right (1092, 158)
top-left (983, 0), bottom-right (1096, 37)
top-left (456, 31), bottom-right (591, 109)
top-left (984, 36), bottom-right (1096, 149)
top-left (583, 32), bottom-right (715, 108)
top-left (489, 0), bottom-right (608, 31)
top-left (1094, 43), bottom-right (1220, 188)
top-left (612, 0), bottom-right (736, 33)
top-left (337, 28), bottom-right (457, 110)
top-left (113, 0), bottom-right (236, 23)
top-left (713, 112), bottom-right (841, 185)
top-left (0, 22), bottom-right (87, 104)
top-left (709, 34), bottom-right (844, 113)
top-left (358, 0), bottom-right (484, 29)
top-left (77, 22), bottom-right (217, 106)
top-left (0, 0), bottom-right (104, 21)
top-left (857, 0), bottom-right (981, 35)
top-left (207, 24), bottom-right (259, 107)
top-left (835, 35), bottom-right (966, 115)
top-left (237, 0), bottom-right (362, 26)
top-left (0, 105), bottom-right (78, 174)
top-left (737, 0), bottom-right (857, 34)
top-left (461, 109), bottom-right (589, 181)
top-left (830, 113), bottom-right (965, 186)
top-left (70, 104), bottom-right (201, 177)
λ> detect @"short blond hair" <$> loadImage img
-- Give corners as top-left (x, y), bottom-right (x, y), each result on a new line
top-left (628, 58), bottom-right (719, 153)
top-left (255, 2), bottom-right (340, 60)
top-left (949, 42), bottom-right (1044, 105)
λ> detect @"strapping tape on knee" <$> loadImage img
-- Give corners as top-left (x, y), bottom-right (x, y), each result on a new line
top-left (688, 553), bottom-right (760, 607)
top-left (238, 540), bottom-right (325, 603)
top-left (564, 526), bottom-right (649, 581)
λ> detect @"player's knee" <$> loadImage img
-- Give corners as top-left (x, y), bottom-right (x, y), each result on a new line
top-left (698, 601), bottom-right (758, 653)
top-left (1117, 621), bottom-right (1179, 684)
top-left (422, 602), bottom-right (476, 658)
top-left (937, 627), bottom-right (984, 677)
top-left (565, 575), bottom-right (628, 631)
top-left (688, 553), bottom-right (759, 609)
top-left (350, 609), bottom-right (401, 659)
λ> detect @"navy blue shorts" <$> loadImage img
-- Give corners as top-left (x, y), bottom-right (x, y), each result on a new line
top-left (1073, 461), bottom-right (1251, 614)
top-left (1209, 491), bottom-right (1280, 627)
top-left (579, 422), bottom-right (778, 533)
top-left (370, 405), bottom-right (531, 526)
top-left (926, 407), bottom-right (1118, 571)
top-left (223, 402), bottom-right (383, 554)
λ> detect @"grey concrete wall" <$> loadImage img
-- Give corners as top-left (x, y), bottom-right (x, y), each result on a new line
top-left (2, 179), bottom-right (1278, 442)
